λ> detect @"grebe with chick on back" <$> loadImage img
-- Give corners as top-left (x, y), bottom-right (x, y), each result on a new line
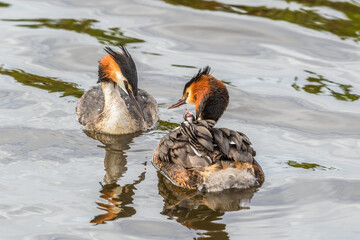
top-left (153, 66), bottom-right (264, 192)
top-left (76, 46), bottom-right (158, 134)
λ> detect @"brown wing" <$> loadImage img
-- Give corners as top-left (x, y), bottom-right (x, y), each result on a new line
top-left (153, 116), bottom-right (260, 189)
top-left (180, 119), bottom-right (256, 164)
top-left (213, 128), bottom-right (256, 164)
top-left (125, 88), bottom-right (159, 127)
top-left (76, 86), bottom-right (104, 127)
top-left (153, 127), bottom-right (211, 189)
top-left (76, 86), bottom-right (158, 130)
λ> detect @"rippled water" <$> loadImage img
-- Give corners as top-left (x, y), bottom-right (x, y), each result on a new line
top-left (1, 0), bottom-right (360, 239)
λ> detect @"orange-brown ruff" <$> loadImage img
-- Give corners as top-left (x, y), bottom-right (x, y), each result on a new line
top-left (76, 46), bottom-right (158, 134)
top-left (153, 67), bottom-right (264, 192)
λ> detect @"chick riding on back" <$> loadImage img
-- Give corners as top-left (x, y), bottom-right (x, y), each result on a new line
top-left (153, 67), bottom-right (264, 192)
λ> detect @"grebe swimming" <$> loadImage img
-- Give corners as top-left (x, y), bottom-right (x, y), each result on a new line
top-left (77, 46), bottom-right (158, 134)
top-left (153, 66), bottom-right (264, 192)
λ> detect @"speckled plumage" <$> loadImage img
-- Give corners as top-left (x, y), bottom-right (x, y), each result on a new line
top-left (153, 115), bottom-right (264, 192)
top-left (153, 68), bottom-right (264, 192)
top-left (76, 46), bottom-right (158, 134)
top-left (77, 85), bottom-right (158, 134)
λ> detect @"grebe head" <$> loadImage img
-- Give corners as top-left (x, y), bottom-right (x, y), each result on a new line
top-left (169, 66), bottom-right (229, 122)
top-left (98, 46), bottom-right (145, 120)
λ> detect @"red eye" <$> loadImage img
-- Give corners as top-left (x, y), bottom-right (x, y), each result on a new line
top-left (124, 81), bottom-right (128, 85)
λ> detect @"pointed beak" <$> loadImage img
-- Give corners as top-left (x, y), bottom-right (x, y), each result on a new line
top-left (168, 97), bottom-right (187, 109)
top-left (125, 84), bottom-right (146, 121)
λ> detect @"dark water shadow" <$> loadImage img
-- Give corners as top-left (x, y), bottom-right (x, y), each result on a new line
top-left (161, 0), bottom-right (360, 42)
top-left (84, 131), bottom-right (145, 224)
top-left (286, 160), bottom-right (337, 171)
top-left (292, 70), bottom-right (360, 102)
top-left (0, 66), bottom-right (84, 98)
top-left (157, 173), bottom-right (258, 239)
top-left (0, 2), bottom-right (9, 7)
top-left (155, 120), bottom-right (180, 132)
top-left (2, 18), bottom-right (144, 45)
top-left (171, 64), bottom-right (197, 69)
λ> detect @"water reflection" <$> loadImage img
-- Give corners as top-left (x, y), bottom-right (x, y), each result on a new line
top-left (158, 173), bottom-right (257, 239)
top-left (161, 0), bottom-right (360, 42)
top-left (0, 66), bottom-right (84, 98)
top-left (84, 131), bottom-right (144, 224)
top-left (171, 64), bottom-right (197, 69)
top-left (292, 70), bottom-right (360, 101)
top-left (0, 2), bottom-right (9, 7)
top-left (2, 18), bottom-right (144, 45)
top-left (286, 160), bottom-right (336, 171)
top-left (155, 120), bottom-right (180, 132)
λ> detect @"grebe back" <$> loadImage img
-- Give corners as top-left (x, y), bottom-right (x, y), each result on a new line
top-left (153, 67), bottom-right (264, 192)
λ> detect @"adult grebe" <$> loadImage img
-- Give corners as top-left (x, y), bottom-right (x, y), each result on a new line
top-left (76, 46), bottom-right (158, 134)
top-left (153, 66), bottom-right (264, 192)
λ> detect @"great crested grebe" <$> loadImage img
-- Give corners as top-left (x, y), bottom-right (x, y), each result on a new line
top-left (153, 66), bottom-right (264, 192)
top-left (76, 46), bottom-right (158, 134)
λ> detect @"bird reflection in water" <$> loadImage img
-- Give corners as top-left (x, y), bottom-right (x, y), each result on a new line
top-left (84, 130), bottom-right (145, 224)
top-left (157, 173), bottom-right (258, 239)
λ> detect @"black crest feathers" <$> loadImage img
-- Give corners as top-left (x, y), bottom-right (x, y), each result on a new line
top-left (183, 66), bottom-right (211, 94)
top-left (99, 45), bottom-right (138, 96)
top-left (97, 67), bottom-right (110, 84)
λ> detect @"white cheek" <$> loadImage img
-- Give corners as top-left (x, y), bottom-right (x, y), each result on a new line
top-left (186, 92), bottom-right (196, 105)
top-left (116, 71), bottom-right (127, 93)
top-left (186, 90), bottom-right (192, 104)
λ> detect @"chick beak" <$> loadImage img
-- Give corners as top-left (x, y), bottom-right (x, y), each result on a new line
top-left (168, 97), bottom-right (187, 109)
top-left (124, 83), bottom-right (146, 121)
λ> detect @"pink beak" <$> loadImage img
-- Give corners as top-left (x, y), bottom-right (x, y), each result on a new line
top-left (168, 98), bottom-right (187, 109)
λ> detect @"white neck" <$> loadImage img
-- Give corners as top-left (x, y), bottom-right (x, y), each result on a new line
top-left (99, 82), bottom-right (139, 134)
top-left (102, 82), bottom-right (123, 109)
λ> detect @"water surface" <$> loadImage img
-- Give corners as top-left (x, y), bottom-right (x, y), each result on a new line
top-left (0, 0), bottom-right (360, 239)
